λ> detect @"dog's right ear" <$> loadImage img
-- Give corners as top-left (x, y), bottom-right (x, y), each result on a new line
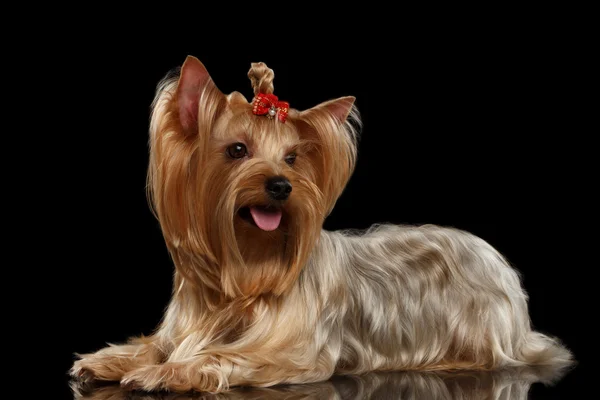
top-left (177, 56), bottom-right (223, 135)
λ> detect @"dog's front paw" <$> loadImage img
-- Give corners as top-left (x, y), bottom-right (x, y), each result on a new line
top-left (70, 353), bottom-right (131, 382)
top-left (121, 365), bottom-right (172, 392)
top-left (121, 363), bottom-right (223, 393)
top-left (70, 358), bottom-right (97, 382)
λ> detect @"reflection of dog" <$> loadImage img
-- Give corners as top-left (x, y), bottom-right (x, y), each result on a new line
top-left (71, 57), bottom-right (572, 392)
top-left (72, 366), bottom-right (568, 399)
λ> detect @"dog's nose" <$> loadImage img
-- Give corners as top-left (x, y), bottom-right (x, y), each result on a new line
top-left (266, 176), bottom-right (292, 201)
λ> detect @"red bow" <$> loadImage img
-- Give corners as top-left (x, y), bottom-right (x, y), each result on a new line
top-left (252, 93), bottom-right (289, 123)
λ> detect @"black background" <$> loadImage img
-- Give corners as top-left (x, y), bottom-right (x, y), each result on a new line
top-left (43, 16), bottom-right (593, 399)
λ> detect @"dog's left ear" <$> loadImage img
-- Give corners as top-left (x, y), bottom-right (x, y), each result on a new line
top-left (297, 96), bottom-right (359, 215)
top-left (309, 96), bottom-right (356, 122)
top-left (177, 56), bottom-right (224, 135)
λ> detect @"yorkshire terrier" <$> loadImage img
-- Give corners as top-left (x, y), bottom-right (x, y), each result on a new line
top-left (71, 56), bottom-right (572, 393)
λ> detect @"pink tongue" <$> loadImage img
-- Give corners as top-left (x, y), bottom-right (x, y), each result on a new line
top-left (249, 207), bottom-right (282, 231)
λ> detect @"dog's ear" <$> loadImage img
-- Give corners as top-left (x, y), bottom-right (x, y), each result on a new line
top-left (297, 96), bottom-right (360, 215)
top-left (177, 56), bottom-right (223, 135)
top-left (311, 96), bottom-right (356, 123)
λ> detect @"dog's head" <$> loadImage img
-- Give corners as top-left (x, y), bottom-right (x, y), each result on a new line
top-left (148, 56), bottom-right (359, 297)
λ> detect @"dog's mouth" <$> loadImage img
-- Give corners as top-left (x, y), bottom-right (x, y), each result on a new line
top-left (238, 206), bottom-right (283, 231)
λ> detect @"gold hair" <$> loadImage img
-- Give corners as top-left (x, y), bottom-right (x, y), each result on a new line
top-left (248, 62), bottom-right (274, 95)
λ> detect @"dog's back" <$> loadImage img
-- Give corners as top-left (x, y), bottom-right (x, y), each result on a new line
top-left (307, 224), bottom-right (573, 373)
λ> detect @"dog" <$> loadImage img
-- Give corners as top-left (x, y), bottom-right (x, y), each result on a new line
top-left (71, 56), bottom-right (572, 393)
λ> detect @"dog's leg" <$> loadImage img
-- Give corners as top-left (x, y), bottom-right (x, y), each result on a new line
top-left (71, 337), bottom-right (161, 382)
top-left (120, 351), bottom-right (336, 393)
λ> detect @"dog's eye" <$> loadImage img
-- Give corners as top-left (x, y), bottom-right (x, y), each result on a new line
top-left (227, 143), bottom-right (247, 159)
top-left (285, 152), bottom-right (296, 166)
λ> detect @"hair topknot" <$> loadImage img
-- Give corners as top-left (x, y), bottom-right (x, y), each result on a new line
top-left (248, 62), bottom-right (274, 96)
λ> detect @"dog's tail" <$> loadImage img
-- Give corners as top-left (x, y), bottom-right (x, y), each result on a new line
top-left (518, 330), bottom-right (574, 371)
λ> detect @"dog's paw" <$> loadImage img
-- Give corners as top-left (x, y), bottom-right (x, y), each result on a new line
top-left (121, 366), bottom-right (166, 392)
top-left (70, 359), bottom-right (97, 382)
top-left (121, 363), bottom-right (223, 393)
top-left (119, 378), bottom-right (143, 392)
top-left (70, 354), bottom-right (129, 382)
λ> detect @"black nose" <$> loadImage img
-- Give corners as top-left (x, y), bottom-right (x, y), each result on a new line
top-left (266, 176), bottom-right (292, 201)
